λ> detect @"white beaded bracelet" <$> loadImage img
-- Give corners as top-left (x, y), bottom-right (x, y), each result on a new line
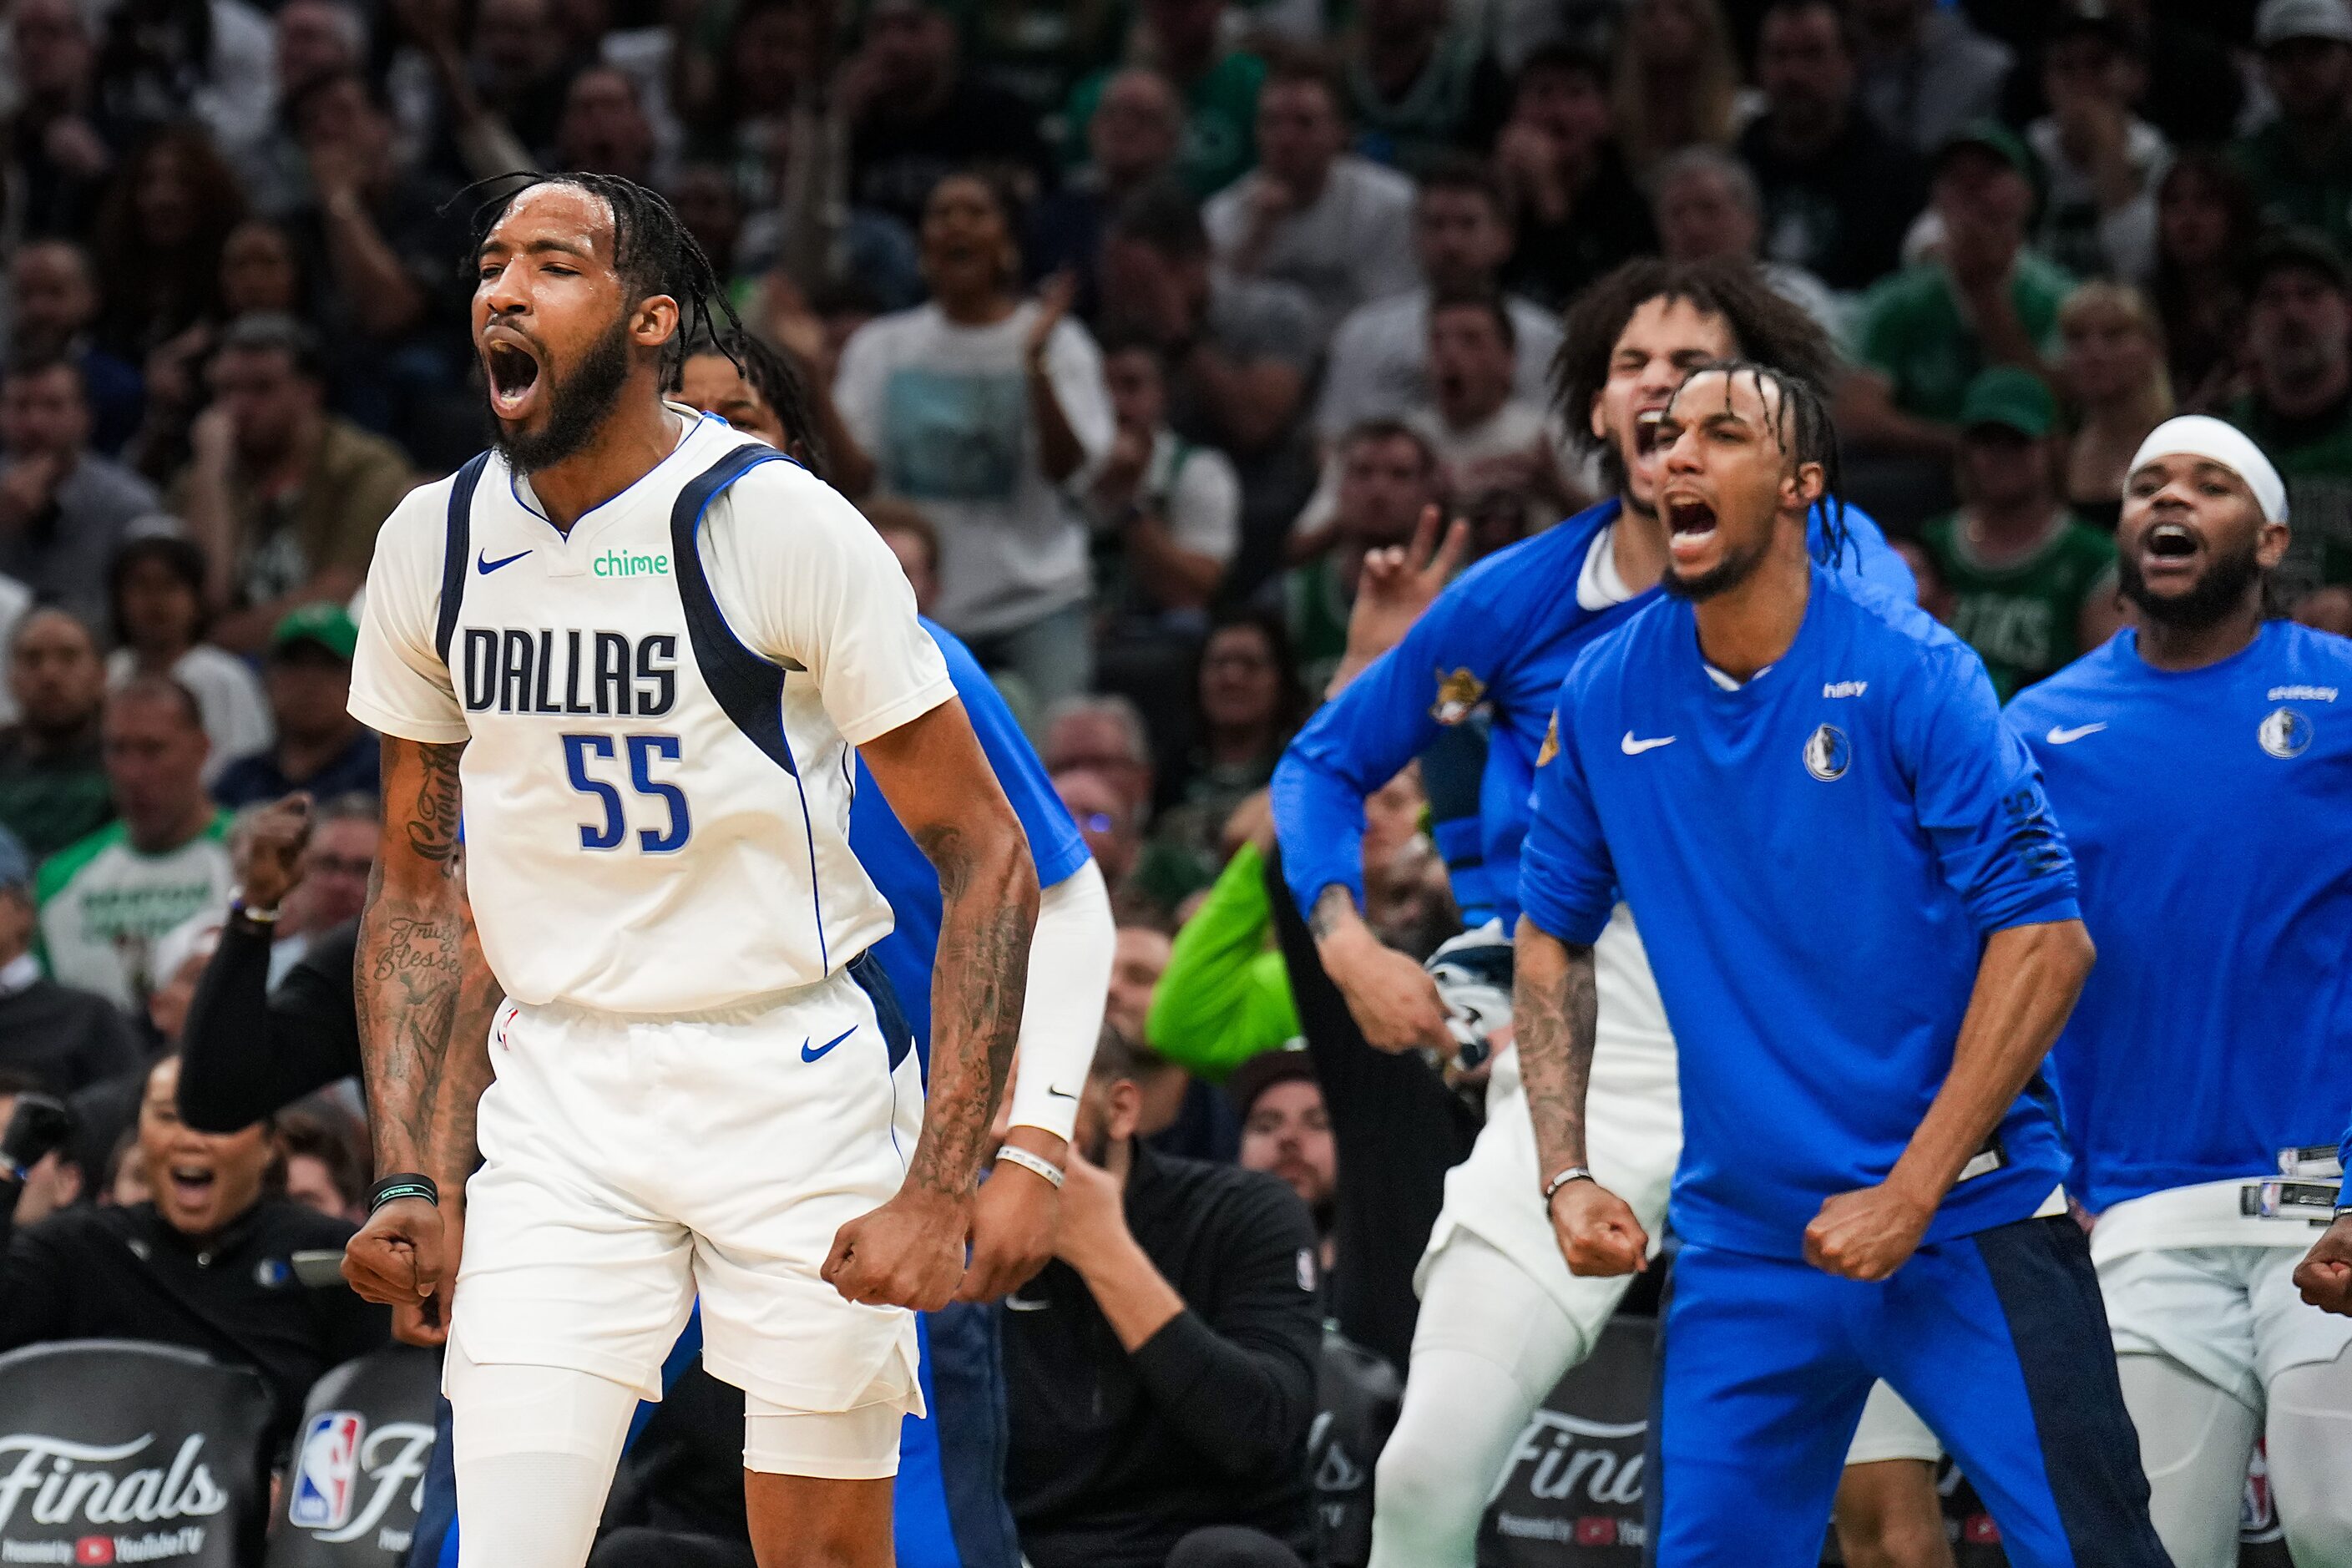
top-left (995, 1145), bottom-right (1066, 1189)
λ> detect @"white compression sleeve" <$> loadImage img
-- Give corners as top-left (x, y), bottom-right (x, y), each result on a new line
top-left (447, 1340), bottom-right (640, 1568)
top-left (1003, 858), bottom-right (1114, 1142)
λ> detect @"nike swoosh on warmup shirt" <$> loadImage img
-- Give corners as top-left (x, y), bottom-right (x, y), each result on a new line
top-left (802, 1026), bottom-right (855, 1063)
top-left (2046, 723), bottom-right (2108, 745)
top-left (1621, 732), bottom-right (1677, 755)
top-left (1004, 1293), bottom-right (1050, 1312)
top-left (477, 547), bottom-right (532, 574)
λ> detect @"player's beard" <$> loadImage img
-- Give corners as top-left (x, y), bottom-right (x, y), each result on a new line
top-left (1662, 530), bottom-right (1772, 602)
top-left (488, 311), bottom-right (635, 474)
top-left (2118, 531), bottom-right (2264, 630)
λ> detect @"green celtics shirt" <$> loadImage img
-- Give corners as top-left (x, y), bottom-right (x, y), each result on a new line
top-left (2227, 390), bottom-right (2352, 595)
top-left (1920, 511), bottom-right (2118, 701)
top-left (1850, 255), bottom-right (2075, 423)
top-left (35, 810), bottom-right (235, 1010)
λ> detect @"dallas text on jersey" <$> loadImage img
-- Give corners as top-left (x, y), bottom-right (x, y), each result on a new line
top-left (457, 628), bottom-right (679, 717)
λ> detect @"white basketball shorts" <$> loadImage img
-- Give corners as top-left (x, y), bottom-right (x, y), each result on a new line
top-left (450, 953), bottom-right (927, 1439)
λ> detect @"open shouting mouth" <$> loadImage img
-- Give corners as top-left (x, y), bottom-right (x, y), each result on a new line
top-left (2136, 517), bottom-right (2203, 584)
top-left (1664, 493), bottom-right (1718, 562)
top-left (482, 327), bottom-right (547, 422)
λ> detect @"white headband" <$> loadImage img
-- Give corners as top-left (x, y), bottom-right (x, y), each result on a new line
top-left (2127, 415), bottom-right (2289, 524)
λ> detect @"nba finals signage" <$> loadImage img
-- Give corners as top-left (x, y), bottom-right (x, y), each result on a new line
top-left (0, 1341), bottom-right (270, 1567)
top-left (266, 1345), bottom-right (441, 1567)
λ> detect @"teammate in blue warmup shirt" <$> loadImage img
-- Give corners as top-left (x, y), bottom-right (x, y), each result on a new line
top-left (1267, 260), bottom-right (1926, 1568)
top-left (2006, 416), bottom-right (2352, 1568)
top-left (1512, 362), bottom-right (2167, 1568)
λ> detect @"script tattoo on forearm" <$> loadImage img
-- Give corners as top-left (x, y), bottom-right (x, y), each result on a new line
top-left (357, 739), bottom-right (498, 1185)
top-left (908, 819), bottom-right (1037, 1199)
top-left (1515, 933), bottom-right (1600, 1176)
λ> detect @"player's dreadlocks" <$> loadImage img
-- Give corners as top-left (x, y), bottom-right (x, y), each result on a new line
top-left (464, 171), bottom-right (741, 381)
top-left (668, 328), bottom-right (832, 481)
top-left (1550, 256), bottom-right (1840, 476)
top-left (1677, 356), bottom-right (1851, 568)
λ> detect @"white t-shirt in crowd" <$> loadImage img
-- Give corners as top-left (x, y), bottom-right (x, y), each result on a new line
top-left (1205, 157), bottom-right (1421, 337)
top-left (1315, 288), bottom-right (1564, 443)
top-left (349, 410), bottom-right (955, 1014)
top-left (833, 301), bottom-right (1115, 640)
top-left (1407, 397), bottom-right (1573, 535)
top-left (1141, 430), bottom-right (1243, 567)
top-left (108, 645), bottom-right (275, 786)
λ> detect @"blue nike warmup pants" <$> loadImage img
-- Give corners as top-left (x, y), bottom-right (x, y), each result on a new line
top-left (1652, 1216), bottom-right (2171, 1568)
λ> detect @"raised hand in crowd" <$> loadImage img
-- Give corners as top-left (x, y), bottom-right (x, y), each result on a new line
top-left (1328, 503), bottom-right (1470, 697)
top-left (235, 792), bottom-right (314, 913)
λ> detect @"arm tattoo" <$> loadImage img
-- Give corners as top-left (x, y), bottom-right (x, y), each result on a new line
top-left (1514, 933), bottom-right (1600, 1180)
top-left (907, 818), bottom-right (1038, 1199)
top-left (1308, 885), bottom-right (1356, 941)
top-left (357, 738), bottom-right (502, 1188)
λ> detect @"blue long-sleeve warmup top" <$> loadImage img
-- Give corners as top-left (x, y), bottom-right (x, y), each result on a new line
top-left (2006, 622), bottom-right (2352, 1213)
top-left (1517, 570), bottom-right (2079, 1258)
top-left (1271, 497), bottom-right (1914, 928)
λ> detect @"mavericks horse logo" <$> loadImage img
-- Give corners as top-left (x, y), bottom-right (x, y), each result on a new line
top-left (2258, 707), bottom-right (2311, 760)
top-left (1803, 724), bottom-right (1850, 781)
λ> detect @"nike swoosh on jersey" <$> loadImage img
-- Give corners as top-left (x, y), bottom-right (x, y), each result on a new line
top-left (1621, 732), bottom-right (1677, 755)
top-left (802, 1025), bottom-right (856, 1063)
top-left (1004, 1293), bottom-right (1051, 1312)
top-left (477, 547), bottom-right (532, 574)
top-left (2046, 723), bottom-right (2108, 745)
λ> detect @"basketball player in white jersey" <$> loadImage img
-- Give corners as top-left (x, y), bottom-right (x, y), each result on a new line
top-left (338, 173), bottom-right (1040, 1568)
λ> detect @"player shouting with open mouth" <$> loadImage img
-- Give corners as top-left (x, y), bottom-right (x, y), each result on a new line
top-left (340, 173), bottom-right (1038, 1568)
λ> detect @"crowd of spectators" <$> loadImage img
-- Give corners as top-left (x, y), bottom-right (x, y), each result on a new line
top-left (2, 0), bottom-right (2351, 1561)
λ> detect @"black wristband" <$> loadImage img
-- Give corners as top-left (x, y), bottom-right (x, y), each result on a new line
top-left (368, 1173), bottom-right (439, 1212)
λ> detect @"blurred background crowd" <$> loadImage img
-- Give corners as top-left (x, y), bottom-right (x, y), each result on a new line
top-left (0, 0), bottom-right (2347, 1561)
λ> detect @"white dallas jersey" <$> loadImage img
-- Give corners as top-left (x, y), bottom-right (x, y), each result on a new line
top-left (349, 410), bottom-right (953, 1014)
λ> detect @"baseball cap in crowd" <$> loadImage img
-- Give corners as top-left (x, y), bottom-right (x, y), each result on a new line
top-left (270, 603), bottom-right (358, 663)
top-left (1958, 367), bottom-right (2058, 441)
top-left (1935, 119), bottom-right (2036, 185)
top-left (2257, 0), bottom-right (2352, 49)
top-left (1225, 1045), bottom-right (1318, 1122)
top-left (2250, 228), bottom-right (2352, 296)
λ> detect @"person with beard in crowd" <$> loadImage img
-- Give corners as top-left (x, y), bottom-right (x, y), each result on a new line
top-left (1002, 1024), bottom-right (1321, 1568)
top-left (6, 240), bottom-right (144, 455)
top-left (0, 609), bottom-right (114, 857)
top-left (1269, 259), bottom-right (1918, 1568)
top-left (2008, 417), bottom-right (2352, 1568)
top-left (0, 1052), bottom-right (386, 1450)
top-left (171, 313), bottom-right (412, 654)
top-left (1232, 1053), bottom-right (1337, 1277)
top-left (2227, 231), bottom-right (2352, 596)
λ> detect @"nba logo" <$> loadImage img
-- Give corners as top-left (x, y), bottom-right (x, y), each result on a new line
top-left (289, 1412), bottom-right (365, 1530)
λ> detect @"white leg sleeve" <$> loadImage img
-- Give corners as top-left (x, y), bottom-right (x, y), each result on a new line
top-left (1368, 1232), bottom-right (1596, 1568)
top-left (448, 1339), bottom-right (642, 1568)
top-left (2115, 1352), bottom-right (2257, 1568)
top-left (2266, 1344), bottom-right (2352, 1568)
